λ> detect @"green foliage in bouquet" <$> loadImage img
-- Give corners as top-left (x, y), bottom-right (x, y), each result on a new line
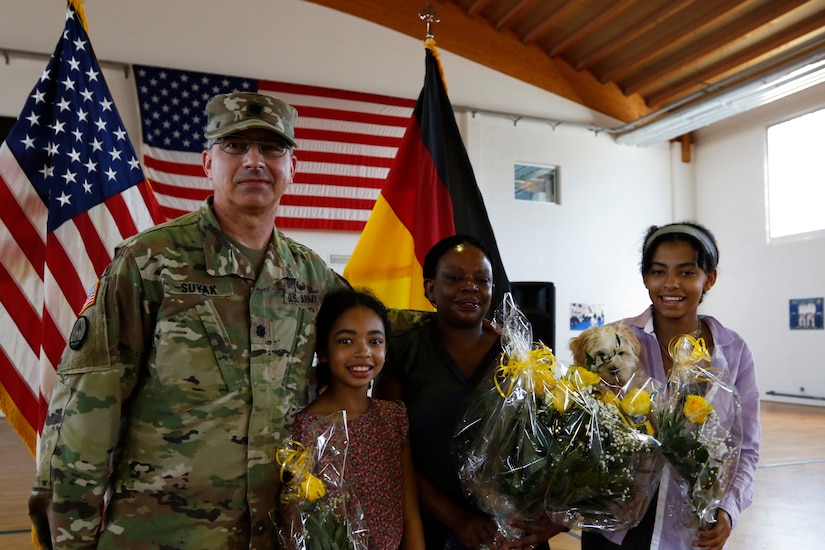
top-left (300, 500), bottom-right (352, 550)
top-left (657, 335), bottom-right (742, 529)
top-left (658, 394), bottom-right (717, 495)
top-left (492, 386), bottom-right (556, 512)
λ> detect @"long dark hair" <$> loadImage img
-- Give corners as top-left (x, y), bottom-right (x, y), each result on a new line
top-left (314, 288), bottom-right (390, 388)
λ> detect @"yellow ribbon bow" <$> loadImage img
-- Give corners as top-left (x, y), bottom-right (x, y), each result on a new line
top-left (276, 440), bottom-right (327, 502)
top-left (495, 343), bottom-right (558, 398)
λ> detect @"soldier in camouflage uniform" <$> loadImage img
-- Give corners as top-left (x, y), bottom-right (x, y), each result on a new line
top-left (29, 92), bottom-right (349, 549)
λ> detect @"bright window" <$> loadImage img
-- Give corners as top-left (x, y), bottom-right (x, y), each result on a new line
top-left (766, 108), bottom-right (825, 239)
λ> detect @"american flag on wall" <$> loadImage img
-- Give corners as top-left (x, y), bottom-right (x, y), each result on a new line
top-left (134, 65), bottom-right (416, 231)
top-left (0, 2), bottom-right (163, 455)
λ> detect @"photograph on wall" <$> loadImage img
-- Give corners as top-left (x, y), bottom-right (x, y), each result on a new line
top-left (570, 302), bottom-right (604, 330)
top-left (514, 163), bottom-right (559, 203)
top-left (789, 297), bottom-right (824, 330)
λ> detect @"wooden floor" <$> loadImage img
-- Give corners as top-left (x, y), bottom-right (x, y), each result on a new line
top-left (2, 401), bottom-right (824, 549)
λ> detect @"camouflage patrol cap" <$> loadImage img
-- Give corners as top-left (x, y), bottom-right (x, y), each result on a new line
top-left (204, 92), bottom-right (298, 147)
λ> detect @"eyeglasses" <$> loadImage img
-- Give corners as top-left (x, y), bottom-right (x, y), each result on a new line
top-left (215, 135), bottom-right (291, 158)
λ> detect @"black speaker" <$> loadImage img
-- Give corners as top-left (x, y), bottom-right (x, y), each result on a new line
top-left (510, 281), bottom-right (555, 351)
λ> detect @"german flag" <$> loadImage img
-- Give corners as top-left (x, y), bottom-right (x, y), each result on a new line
top-left (344, 41), bottom-right (509, 311)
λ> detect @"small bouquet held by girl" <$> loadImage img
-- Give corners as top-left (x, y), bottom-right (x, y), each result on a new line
top-left (454, 295), bottom-right (662, 540)
top-left (274, 411), bottom-right (369, 550)
top-left (657, 334), bottom-right (743, 533)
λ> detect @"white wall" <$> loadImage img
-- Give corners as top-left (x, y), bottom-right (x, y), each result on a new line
top-left (6, 0), bottom-right (819, 406)
top-left (694, 82), bottom-right (825, 405)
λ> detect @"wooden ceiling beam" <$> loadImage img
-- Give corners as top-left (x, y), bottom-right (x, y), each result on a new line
top-left (576, 0), bottom-right (694, 71)
top-left (304, 0), bottom-right (651, 122)
top-left (622, 0), bottom-right (811, 96)
top-left (521, 0), bottom-right (583, 45)
top-left (599, 0), bottom-right (750, 84)
top-left (647, 16), bottom-right (825, 107)
top-left (467, 0), bottom-right (494, 18)
top-left (494, 0), bottom-right (539, 32)
top-left (549, 0), bottom-right (640, 58)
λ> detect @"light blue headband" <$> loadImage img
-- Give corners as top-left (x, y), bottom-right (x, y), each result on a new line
top-left (644, 224), bottom-right (718, 267)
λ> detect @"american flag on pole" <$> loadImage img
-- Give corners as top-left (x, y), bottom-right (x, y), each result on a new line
top-left (134, 64), bottom-right (416, 231)
top-left (0, 1), bottom-right (163, 455)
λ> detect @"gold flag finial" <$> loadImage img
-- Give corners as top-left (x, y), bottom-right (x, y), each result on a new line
top-left (419, 2), bottom-right (440, 40)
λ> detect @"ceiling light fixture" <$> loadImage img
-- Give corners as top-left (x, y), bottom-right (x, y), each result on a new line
top-left (615, 35), bottom-right (825, 147)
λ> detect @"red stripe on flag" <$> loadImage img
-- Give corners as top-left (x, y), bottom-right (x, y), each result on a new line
top-left (160, 205), bottom-right (189, 220)
top-left (292, 105), bottom-right (411, 128)
top-left (144, 155), bottom-right (206, 177)
top-left (0, 262), bottom-right (41, 358)
top-left (70, 212), bottom-right (113, 279)
top-left (0, 347), bottom-right (39, 438)
top-left (40, 311), bottom-right (66, 377)
top-left (296, 129), bottom-right (405, 148)
top-left (149, 179), bottom-right (212, 201)
top-left (258, 80), bottom-right (416, 109)
top-left (280, 194), bottom-right (376, 210)
top-left (105, 192), bottom-right (140, 241)
top-left (138, 181), bottom-right (166, 222)
top-left (0, 175), bottom-right (46, 279)
top-left (276, 217), bottom-right (366, 231)
top-left (292, 173), bottom-right (384, 189)
top-left (297, 150), bottom-right (395, 168)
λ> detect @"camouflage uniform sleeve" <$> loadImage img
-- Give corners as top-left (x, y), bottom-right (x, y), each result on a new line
top-left (387, 308), bottom-right (434, 337)
top-left (29, 247), bottom-right (148, 549)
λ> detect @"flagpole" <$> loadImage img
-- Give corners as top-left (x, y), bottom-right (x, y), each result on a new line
top-left (418, 1), bottom-right (440, 40)
top-left (419, 2), bottom-right (449, 94)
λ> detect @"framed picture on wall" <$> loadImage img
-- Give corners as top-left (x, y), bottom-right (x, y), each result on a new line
top-left (569, 302), bottom-right (604, 330)
top-left (789, 297), bottom-right (823, 330)
top-left (514, 163), bottom-right (559, 203)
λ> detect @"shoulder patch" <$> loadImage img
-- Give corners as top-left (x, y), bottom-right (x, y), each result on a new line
top-left (68, 316), bottom-right (89, 350)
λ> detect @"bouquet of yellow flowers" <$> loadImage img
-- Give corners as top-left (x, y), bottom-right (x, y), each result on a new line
top-left (275, 411), bottom-right (368, 550)
top-left (454, 294), bottom-right (559, 541)
top-left (540, 361), bottom-right (663, 531)
top-left (657, 335), bottom-right (743, 531)
top-left (454, 295), bottom-right (663, 539)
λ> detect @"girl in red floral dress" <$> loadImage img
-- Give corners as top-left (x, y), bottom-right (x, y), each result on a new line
top-left (290, 289), bottom-right (425, 549)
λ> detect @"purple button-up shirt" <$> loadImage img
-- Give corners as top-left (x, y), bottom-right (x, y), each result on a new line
top-left (604, 307), bottom-right (760, 549)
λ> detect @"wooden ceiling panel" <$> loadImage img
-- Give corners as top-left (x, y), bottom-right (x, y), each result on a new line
top-left (306, 0), bottom-right (825, 138)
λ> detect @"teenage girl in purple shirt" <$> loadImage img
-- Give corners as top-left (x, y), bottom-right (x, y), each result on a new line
top-left (582, 222), bottom-right (760, 550)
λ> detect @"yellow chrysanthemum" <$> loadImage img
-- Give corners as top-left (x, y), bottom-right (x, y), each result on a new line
top-left (298, 473), bottom-right (327, 501)
top-left (550, 380), bottom-right (574, 412)
top-left (621, 388), bottom-right (652, 416)
top-left (570, 366), bottom-right (601, 388)
top-left (531, 368), bottom-right (557, 395)
top-left (684, 394), bottom-right (714, 424)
